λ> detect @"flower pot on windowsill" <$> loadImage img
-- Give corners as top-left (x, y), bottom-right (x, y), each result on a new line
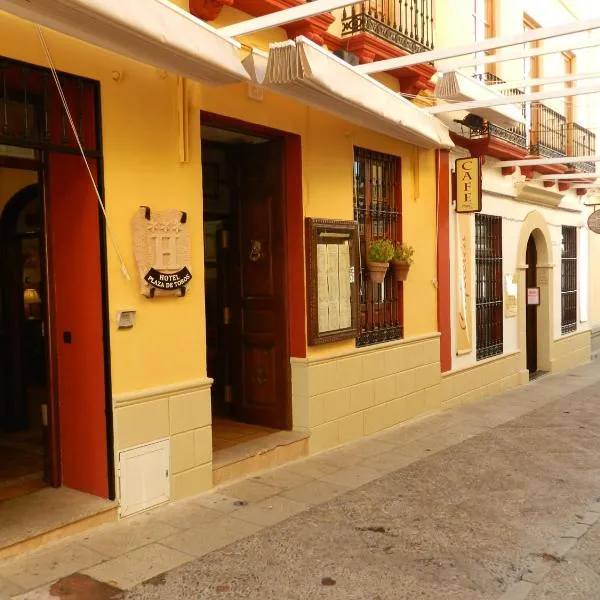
top-left (391, 259), bottom-right (411, 281)
top-left (367, 262), bottom-right (389, 284)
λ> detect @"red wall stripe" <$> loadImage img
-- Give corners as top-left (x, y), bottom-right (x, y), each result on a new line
top-left (436, 150), bottom-right (452, 373)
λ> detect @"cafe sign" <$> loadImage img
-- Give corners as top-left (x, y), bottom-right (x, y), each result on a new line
top-left (455, 157), bottom-right (482, 213)
top-left (588, 209), bottom-right (600, 235)
top-left (132, 206), bottom-right (192, 298)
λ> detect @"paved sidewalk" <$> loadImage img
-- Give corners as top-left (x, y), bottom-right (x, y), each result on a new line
top-left (2, 359), bottom-right (600, 599)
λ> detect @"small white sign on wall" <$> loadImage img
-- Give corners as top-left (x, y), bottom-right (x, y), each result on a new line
top-left (527, 287), bottom-right (540, 306)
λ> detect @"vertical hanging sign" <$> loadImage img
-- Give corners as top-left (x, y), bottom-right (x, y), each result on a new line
top-left (455, 157), bottom-right (482, 213)
top-left (455, 215), bottom-right (473, 355)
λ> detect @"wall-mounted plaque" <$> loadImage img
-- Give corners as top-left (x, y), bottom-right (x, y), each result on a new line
top-left (305, 218), bottom-right (359, 345)
top-left (132, 206), bottom-right (192, 298)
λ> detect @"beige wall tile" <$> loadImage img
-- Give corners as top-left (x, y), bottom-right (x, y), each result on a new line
top-left (405, 390), bottom-right (426, 419)
top-left (424, 385), bottom-right (442, 412)
top-left (292, 394), bottom-right (309, 431)
top-left (291, 362), bottom-right (309, 399)
top-left (115, 398), bottom-right (169, 451)
top-left (374, 375), bottom-right (396, 406)
top-left (349, 381), bottom-right (375, 413)
top-left (193, 427), bottom-right (212, 466)
top-left (308, 362), bottom-right (342, 397)
top-left (338, 413), bottom-right (364, 444)
top-left (321, 390), bottom-right (350, 423)
top-left (169, 389), bottom-right (211, 435)
top-left (397, 369), bottom-right (417, 398)
top-left (171, 431), bottom-right (195, 475)
top-left (414, 363), bottom-right (441, 389)
top-left (171, 464), bottom-right (212, 500)
top-left (309, 395), bottom-right (325, 428)
top-left (422, 339), bottom-right (441, 365)
top-left (337, 355), bottom-right (364, 388)
top-left (362, 350), bottom-right (388, 381)
top-left (384, 346), bottom-right (406, 376)
top-left (309, 421), bottom-right (340, 454)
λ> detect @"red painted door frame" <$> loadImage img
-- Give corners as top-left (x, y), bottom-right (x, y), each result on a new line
top-left (436, 150), bottom-right (452, 373)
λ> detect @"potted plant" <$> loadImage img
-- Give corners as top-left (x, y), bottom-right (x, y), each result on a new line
top-left (391, 243), bottom-right (414, 281)
top-left (366, 238), bottom-right (394, 284)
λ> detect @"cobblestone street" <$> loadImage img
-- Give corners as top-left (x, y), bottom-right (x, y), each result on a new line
top-left (2, 358), bottom-right (600, 600)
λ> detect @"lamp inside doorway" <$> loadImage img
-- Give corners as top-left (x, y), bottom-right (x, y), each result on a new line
top-left (23, 288), bottom-right (41, 320)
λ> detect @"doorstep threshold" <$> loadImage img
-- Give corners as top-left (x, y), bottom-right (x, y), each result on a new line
top-left (0, 487), bottom-right (117, 560)
top-left (212, 430), bottom-right (310, 486)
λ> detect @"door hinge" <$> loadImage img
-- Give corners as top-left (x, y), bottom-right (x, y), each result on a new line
top-left (221, 230), bottom-right (229, 250)
top-left (223, 306), bottom-right (231, 325)
top-left (224, 385), bottom-right (232, 404)
top-left (165, 469), bottom-right (169, 478)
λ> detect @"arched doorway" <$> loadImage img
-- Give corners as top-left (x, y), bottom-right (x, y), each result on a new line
top-left (517, 212), bottom-right (554, 380)
top-left (0, 181), bottom-right (49, 496)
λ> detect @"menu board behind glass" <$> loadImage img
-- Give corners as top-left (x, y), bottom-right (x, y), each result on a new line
top-left (305, 218), bottom-right (359, 345)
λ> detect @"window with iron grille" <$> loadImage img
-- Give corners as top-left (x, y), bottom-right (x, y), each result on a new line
top-left (475, 214), bottom-right (503, 360)
top-left (561, 226), bottom-right (577, 334)
top-left (353, 147), bottom-right (402, 347)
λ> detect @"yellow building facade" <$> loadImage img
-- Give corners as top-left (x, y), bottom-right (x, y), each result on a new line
top-left (0, 1), bottom-right (455, 523)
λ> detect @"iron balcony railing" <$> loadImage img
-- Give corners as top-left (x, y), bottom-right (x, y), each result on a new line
top-left (568, 122), bottom-right (596, 173)
top-left (469, 73), bottom-right (527, 148)
top-left (341, 0), bottom-right (434, 54)
top-left (530, 104), bottom-right (566, 158)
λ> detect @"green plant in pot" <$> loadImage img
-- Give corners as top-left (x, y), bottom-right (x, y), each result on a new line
top-left (366, 238), bottom-right (394, 284)
top-left (391, 243), bottom-right (414, 281)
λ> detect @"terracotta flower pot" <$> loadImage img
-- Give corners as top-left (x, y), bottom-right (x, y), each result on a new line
top-left (367, 262), bottom-right (389, 284)
top-left (392, 260), bottom-right (410, 281)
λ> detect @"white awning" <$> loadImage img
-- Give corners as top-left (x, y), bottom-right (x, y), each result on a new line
top-left (0, 0), bottom-right (250, 86)
top-left (243, 38), bottom-right (453, 150)
top-left (434, 71), bottom-right (525, 127)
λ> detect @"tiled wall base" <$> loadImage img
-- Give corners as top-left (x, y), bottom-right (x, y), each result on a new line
top-left (440, 352), bottom-right (522, 410)
top-left (551, 330), bottom-right (592, 374)
top-left (292, 334), bottom-right (442, 454)
top-left (113, 379), bottom-right (214, 503)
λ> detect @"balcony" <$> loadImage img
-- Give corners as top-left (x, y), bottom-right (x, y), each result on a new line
top-left (341, 1), bottom-right (434, 54)
top-left (461, 74), bottom-right (596, 174)
top-left (569, 122), bottom-right (596, 173)
top-left (468, 73), bottom-right (527, 150)
top-left (530, 104), bottom-right (566, 159)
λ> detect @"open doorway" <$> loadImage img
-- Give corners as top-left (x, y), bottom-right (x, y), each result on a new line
top-left (201, 122), bottom-right (291, 456)
top-left (0, 170), bottom-right (48, 502)
top-left (525, 234), bottom-right (538, 376)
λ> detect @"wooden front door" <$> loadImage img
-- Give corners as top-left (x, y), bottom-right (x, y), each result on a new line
top-left (230, 140), bottom-right (290, 430)
top-left (526, 235), bottom-right (538, 374)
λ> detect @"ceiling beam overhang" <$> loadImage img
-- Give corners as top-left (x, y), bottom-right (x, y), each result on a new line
top-left (437, 38), bottom-right (600, 72)
top-left (218, 0), bottom-right (355, 37)
top-left (488, 72), bottom-right (600, 90)
top-left (534, 173), bottom-right (600, 181)
top-left (356, 18), bottom-right (600, 74)
top-left (498, 156), bottom-right (600, 168)
top-left (426, 84), bottom-right (600, 114)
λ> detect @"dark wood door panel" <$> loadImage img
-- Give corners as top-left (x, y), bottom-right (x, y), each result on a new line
top-left (232, 139), bottom-right (290, 430)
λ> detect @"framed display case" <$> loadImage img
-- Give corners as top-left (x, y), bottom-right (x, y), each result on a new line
top-left (305, 218), bottom-right (359, 345)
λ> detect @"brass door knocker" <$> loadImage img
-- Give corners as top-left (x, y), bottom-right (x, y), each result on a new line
top-left (249, 239), bottom-right (263, 262)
